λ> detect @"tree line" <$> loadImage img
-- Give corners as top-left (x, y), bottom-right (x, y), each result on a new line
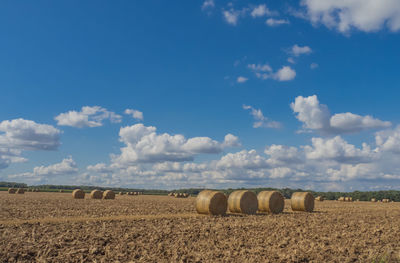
top-left (1, 182), bottom-right (399, 201)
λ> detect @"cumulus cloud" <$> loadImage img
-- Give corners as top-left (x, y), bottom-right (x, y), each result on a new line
top-left (251, 4), bottom-right (274, 17)
top-left (124, 109), bottom-right (143, 121)
top-left (243, 105), bottom-right (281, 129)
top-left (248, 63), bottom-right (296, 81)
top-left (8, 157), bottom-right (78, 183)
top-left (301, 0), bottom-right (400, 33)
top-left (112, 123), bottom-right (239, 165)
top-left (0, 118), bottom-right (61, 151)
top-left (217, 150), bottom-right (269, 170)
top-left (376, 126), bottom-right (400, 153)
top-left (222, 9), bottom-right (241, 25)
top-left (201, 0), bottom-right (215, 11)
top-left (266, 18), bottom-right (290, 26)
top-left (273, 66), bottom-right (296, 81)
top-left (237, 76), bottom-right (248, 83)
top-left (291, 95), bottom-right (391, 134)
top-left (304, 136), bottom-right (375, 164)
top-left (310, 62), bottom-right (319, 69)
top-left (291, 44), bottom-right (312, 56)
top-left (55, 106), bottom-right (122, 128)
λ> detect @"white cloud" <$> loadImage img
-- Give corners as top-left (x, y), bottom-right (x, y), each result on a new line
top-left (8, 157), bottom-right (78, 182)
top-left (55, 106), bottom-right (122, 128)
top-left (223, 9), bottom-right (240, 25)
top-left (112, 123), bottom-right (239, 165)
top-left (217, 150), bottom-right (269, 170)
top-left (273, 66), bottom-right (296, 81)
top-left (266, 18), bottom-right (290, 26)
top-left (301, 0), bottom-right (400, 33)
top-left (248, 63), bottom-right (272, 72)
top-left (248, 63), bottom-right (296, 81)
top-left (251, 4), bottom-right (273, 17)
top-left (310, 62), bottom-right (319, 69)
top-left (304, 136), bottom-right (375, 164)
top-left (87, 163), bottom-right (114, 173)
top-left (291, 95), bottom-right (391, 134)
top-left (291, 44), bottom-right (312, 56)
top-left (124, 109), bottom-right (143, 121)
top-left (243, 105), bottom-right (281, 129)
top-left (237, 76), bottom-right (248, 83)
top-left (287, 57), bottom-right (295, 64)
top-left (202, 0), bottom-right (215, 10)
top-left (376, 126), bottom-right (400, 153)
top-left (0, 118), bottom-right (61, 151)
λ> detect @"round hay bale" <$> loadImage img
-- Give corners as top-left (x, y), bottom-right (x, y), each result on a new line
top-left (90, 190), bottom-right (103, 199)
top-left (183, 193), bottom-right (189, 198)
top-left (344, 197), bottom-right (353, 202)
top-left (8, 188), bottom-right (16, 194)
top-left (338, 196), bottom-right (345, 201)
top-left (119, 192), bottom-right (124, 195)
top-left (59, 189), bottom-right (64, 193)
top-left (228, 190), bottom-right (258, 215)
top-left (16, 188), bottom-right (25, 194)
top-left (382, 199), bottom-right (390, 203)
top-left (371, 198), bottom-right (376, 202)
top-left (72, 189), bottom-right (85, 199)
top-left (291, 192), bottom-right (314, 212)
top-left (103, 190), bottom-right (115, 199)
top-left (196, 190), bottom-right (227, 215)
top-left (257, 191), bottom-right (284, 214)
top-left (315, 196), bottom-right (324, 201)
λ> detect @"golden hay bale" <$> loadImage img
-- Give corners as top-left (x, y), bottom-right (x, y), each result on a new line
top-left (344, 197), bottom-right (353, 202)
top-left (257, 191), bottom-right (284, 214)
top-left (196, 190), bottom-right (227, 215)
top-left (119, 192), bottom-right (124, 195)
top-left (90, 190), bottom-right (103, 199)
top-left (183, 193), bottom-right (189, 198)
top-left (8, 188), bottom-right (16, 194)
top-left (228, 190), bottom-right (258, 215)
top-left (59, 189), bottom-right (64, 193)
top-left (371, 198), bottom-right (376, 202)
top-left (338, 197), bottom-right (345, 201)
top-left (382, 199), bottom-right (390, 203)
top-left (168, 192), bottom-right (173, 196)
top-left (291, 192), bottom-right (314, 212)
top-left (315, 196), bottom-right (324, 201)
top-left (72, 189), bottom-right (85, 199)
top-left (16, 188), bottom-right (25, 194)
top-left (103, 190), bottom-right (115, 199)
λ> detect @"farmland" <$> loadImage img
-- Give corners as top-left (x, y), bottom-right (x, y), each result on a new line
top-left (1, 192), bottom-right (400, 262)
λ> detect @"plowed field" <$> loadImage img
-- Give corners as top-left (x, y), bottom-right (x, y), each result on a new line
top-left (1, 192), bottom-right (400, 262)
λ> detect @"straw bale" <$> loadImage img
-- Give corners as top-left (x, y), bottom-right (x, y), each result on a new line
top-left (103, 190), bottom-right (115, 199)
top-left (228, 190), bottom-right (258, 215)
top-left (90, 190), bottom-right (103, 199)
top-left (72, 189), bottom-right (85, 199)
top-left (291, 192), bottom-right (314, 212)
top-left (257, 191), bottom-right (284, 214)
top-left (196, 190), bottom-right (227, 215)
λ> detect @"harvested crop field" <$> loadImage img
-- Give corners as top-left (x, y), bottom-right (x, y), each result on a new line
top-left (1, 192), bottom-right (400, 262)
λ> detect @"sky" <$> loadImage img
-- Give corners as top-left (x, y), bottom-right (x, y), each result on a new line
top-left (1, 0), bottom-right (400, 191)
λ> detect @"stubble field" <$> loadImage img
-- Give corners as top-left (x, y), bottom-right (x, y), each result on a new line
top-left (0, 192), bottom-right (400, 262)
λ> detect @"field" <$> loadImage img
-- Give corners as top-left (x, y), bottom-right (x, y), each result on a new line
top-left (1, 192), bottom-right (400, 262)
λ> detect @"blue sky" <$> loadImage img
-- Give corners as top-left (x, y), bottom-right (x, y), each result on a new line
top-left (1, 0), bottom-right (400, 191)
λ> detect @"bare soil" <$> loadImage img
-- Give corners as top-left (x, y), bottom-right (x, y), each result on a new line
top-left (0, 192), bottom-right (400, 262)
